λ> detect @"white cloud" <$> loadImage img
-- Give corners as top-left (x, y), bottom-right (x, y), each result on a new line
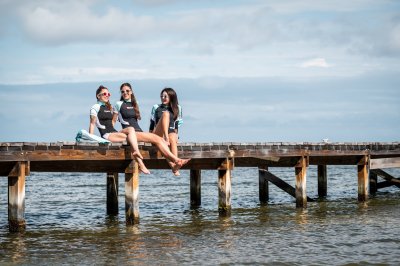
top-left (300, 58), bottom-right (331, 68)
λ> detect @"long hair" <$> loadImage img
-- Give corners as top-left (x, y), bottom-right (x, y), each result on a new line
top-left (161, 88), bottom-right (179, 120)
top-left (96, 85), bottom-right (112, 111)
top-left (119, 83), bottom-right (141, 120)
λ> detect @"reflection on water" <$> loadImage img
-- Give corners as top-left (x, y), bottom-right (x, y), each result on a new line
top-left (0, 166), bottom-right (399, 265)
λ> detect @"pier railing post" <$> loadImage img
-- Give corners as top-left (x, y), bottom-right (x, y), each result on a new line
top-left (318, 165), bottom-right (327, 198)
top-left (190, 169), bottom-right (201, 207)
top-left (258, 166), bottom-right (269, 203)
top-left (8, 161), bottom-right (29, 232)
top-left (295, 156), bottom-right (308, 208)
top-left (218, 157), bottom-right (234, 214)
top-left (125, 161), bottom-right (139, 225)
top-left (107, 172), bottom-right (119, 215)
top-left (358, 155), bottom-right (369, 201)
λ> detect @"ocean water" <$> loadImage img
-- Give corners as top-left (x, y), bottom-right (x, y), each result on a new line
top-left (0, 166), bottom-right (400, 265)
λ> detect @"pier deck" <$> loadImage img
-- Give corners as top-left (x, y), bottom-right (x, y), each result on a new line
top-left (1, 141), bottom-right (400, 232)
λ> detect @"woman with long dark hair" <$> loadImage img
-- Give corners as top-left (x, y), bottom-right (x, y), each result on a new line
top-left (114, 83), bottom-right (189, 175)
top-left (149, 88), bottom-right (183, 175)
top-left (89, 85), bottom-right (150, 174)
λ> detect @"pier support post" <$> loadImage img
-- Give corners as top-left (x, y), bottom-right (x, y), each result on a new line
top-left (318, 165), bottom-right (327, 198)
top-left (190, 169), bottom-right (201, 207)
top-left (218, 158), bottom-right (233, 213)
top-left (295, 157), bottom-right (308, 208)
top-left (125, 161), bottom-right (139, 225)
top-left (369, 170), bottom-right (378, 195)
top-left (8, 162), bottom-right (28, 232)
top-left (358, 155), bottom-right (369, 201)
top-left (258, 166), bottom-right (269, 203)
top-left (107, 172), bottom-right (119, 215)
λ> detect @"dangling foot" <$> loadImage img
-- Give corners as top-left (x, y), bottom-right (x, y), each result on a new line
top-left (172, 158), bottom-right (190, 173)
top-left (172, 170), bottom-right (180, 176)
top-left (137, 159), bottom-right (150, 174)
top-left (131, 150), bottom-right (143, 160)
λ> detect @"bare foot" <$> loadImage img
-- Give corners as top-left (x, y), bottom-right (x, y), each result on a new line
top-left (138, 161), bottom-right (150, 174)
top-left (131, 150), bottom-right (143, 160)
top-left (172, 170), bottom-right (180, 176)
top-left (172, 158), bottom-right (190, 173)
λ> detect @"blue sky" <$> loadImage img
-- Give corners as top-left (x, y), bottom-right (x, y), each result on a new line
top-left (0, 0), bottom-right (399, 142)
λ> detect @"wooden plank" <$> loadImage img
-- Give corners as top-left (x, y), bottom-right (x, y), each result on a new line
top-left (125, 161), bottom-right (139, 225)
top-left (370, 157), bottom-right (400, 169)
top-left (318, 165), bottom-right (327, 198)
top-left (295, 157), bottom-right (308, 208)
top-left (371, 169), bottom-right (400, 189)
top-left (190, 169), bottom-right (201, 207)
top-left (218, 158), bottom-right (233, 213)
top-left (8, 162), bottom-right (26, 232)
top-left (106, 172), bottom-right (119, 215)
top-left (358, 155), bottom-right (369, 201)
top-left (258, 166), bottom-right (269, 203)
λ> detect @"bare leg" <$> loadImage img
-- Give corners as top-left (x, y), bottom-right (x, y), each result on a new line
top-left (153, 111), bottom-right (171, 145)
top-left (168, 133), bottom-right (180, 176)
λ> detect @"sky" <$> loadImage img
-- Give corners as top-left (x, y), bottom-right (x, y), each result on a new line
top-left (0, 0), bottom-right (399, 143)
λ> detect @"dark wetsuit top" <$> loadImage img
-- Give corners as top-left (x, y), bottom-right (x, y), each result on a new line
top-left (114, 100), bottom-right (143, 132)
top-left (149, 104), bottom-right (182, 134)
top-left (90, 102), bottom-right (117, 138)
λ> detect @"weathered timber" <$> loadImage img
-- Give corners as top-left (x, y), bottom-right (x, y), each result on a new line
top-left (218, 158), bottom-right (233, 213)
top-left (190, 169), bottom-right (201, 207)
top-left (258, 166), bottom-right (269, 203)
top-left (8, 162), bottom-right (27, 232)
top-left (370, 157), bottom-right (400, 169)
top-left (371, 169), bottom-right (400, 189)
top-left (369, 171), bottom-right (378, 195)
top-left (318, 165), bottom-right (327, 198)
top-left (295, 157), bottom-right (308, 208)
top-left (358, 155), bottom-right (369, 201)
top-left (106, 172), bottom-right (119, 215)
top-left (125, 161), bottom-right (139, 225)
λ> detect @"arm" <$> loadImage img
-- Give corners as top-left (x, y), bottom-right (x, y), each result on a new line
top-left (89, 115), bottom-right (97, 135)
top-left (112, 113), bottom-right (118, 127)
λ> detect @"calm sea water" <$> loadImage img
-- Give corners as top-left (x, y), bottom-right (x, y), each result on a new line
top-left (1, 166), bottom-right (400, 265)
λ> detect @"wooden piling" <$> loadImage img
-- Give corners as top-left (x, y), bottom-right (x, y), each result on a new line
top-left (358, 155), bottom-right (369, 201)
top-left (8, 162), bottom-right (27, 232)
top-left (318, 165), bottom-right (327, 198)
top-left (106, 172), bottom-right (119, 215)
top-left (125, 161), bottom-right (139, 225)
top-left (369, 170), bottom-right (378, 195)
top-left (190, 169), bottom-right (201, 207)
top-left (258, 166), bottom-right (269, 203)
top-left (295, 157), bottom-right (307, 208)
top-left (218, 158), bottom-right (233, 213)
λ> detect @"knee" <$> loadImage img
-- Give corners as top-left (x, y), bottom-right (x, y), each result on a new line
top-left (162, 111), bottom-right (170, 120)
top-left (127, 127), bottom-right (135, 134)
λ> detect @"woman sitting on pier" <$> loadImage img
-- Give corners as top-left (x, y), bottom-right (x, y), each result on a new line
top-left (113, 83), bottom-right (190, 175)
top-left (149, 88), bottom-right (183, 176)
top-left (89, 85), bottom-right (150, 174)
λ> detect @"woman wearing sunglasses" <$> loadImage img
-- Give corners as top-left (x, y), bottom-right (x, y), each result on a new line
top-left (149, 88), bottom-right (183, 176)
top-left (89, 85), bottom-right (150, 174)
top-left (114, 83), bottom-right (190, 175)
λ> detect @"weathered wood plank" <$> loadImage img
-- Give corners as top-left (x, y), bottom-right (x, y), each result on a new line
top-left (8, 162), bottom-right (27, 232)
top-left (370, 157), bottom-right (400, 169)
top-left (369, 171), bottom-right (378, 195)
top-left (190, 169), bottom-right (201, 207)
top-left (371, 169), bottom-right (400, 189)
top-left (358, 155), bottom-right (369, 201)
top-left (318, 165), bottom-right (327, 198)
top-left (218, 158), bottom-right (233, 213)
top-left (258, 166), bottom-right (269, 203)
top-left (125, 161), bottom-right (139, 225)
top-left (106, 172), bottom-right (119, 215)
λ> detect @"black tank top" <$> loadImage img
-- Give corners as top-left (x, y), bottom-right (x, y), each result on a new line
top-left (97, 105), bottom-right (117, 137)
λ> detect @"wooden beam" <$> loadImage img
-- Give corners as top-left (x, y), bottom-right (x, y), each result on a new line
top-left (295, 157), bottom-right (308, 208)
top-left (358, 155), bottom-right (369, 201)
top-left (8, 162), bottom-right (27, 232)
top-left (258, 166), bottom-right (269, 203)
top-left (218, 158), bottom-right (233, 213)
top-left (106, 172), bottom-right (119, 215)
top-left (125, 161), bottom-right (139, 225)
top-left (318, 165), bottom-right (327, 198)
top-left (369, 171), bottom-right (378, 195)
top-left (370, 157), bottom-right (400, 169)
top-left (371, 169), bottom-right (400, 189)
top-left (190, 169), bottom-right (201, 207)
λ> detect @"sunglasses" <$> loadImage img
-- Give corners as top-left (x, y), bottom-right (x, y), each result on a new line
top-left (98, 92), bottom-right (111, 97)
top-left (160, 95), bottom-right (169, 99)
top-left (121, 90), bottom-right (131, 94)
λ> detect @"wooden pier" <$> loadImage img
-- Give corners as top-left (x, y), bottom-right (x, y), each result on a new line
top-left (1, 141), bottom-right (400, 232)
